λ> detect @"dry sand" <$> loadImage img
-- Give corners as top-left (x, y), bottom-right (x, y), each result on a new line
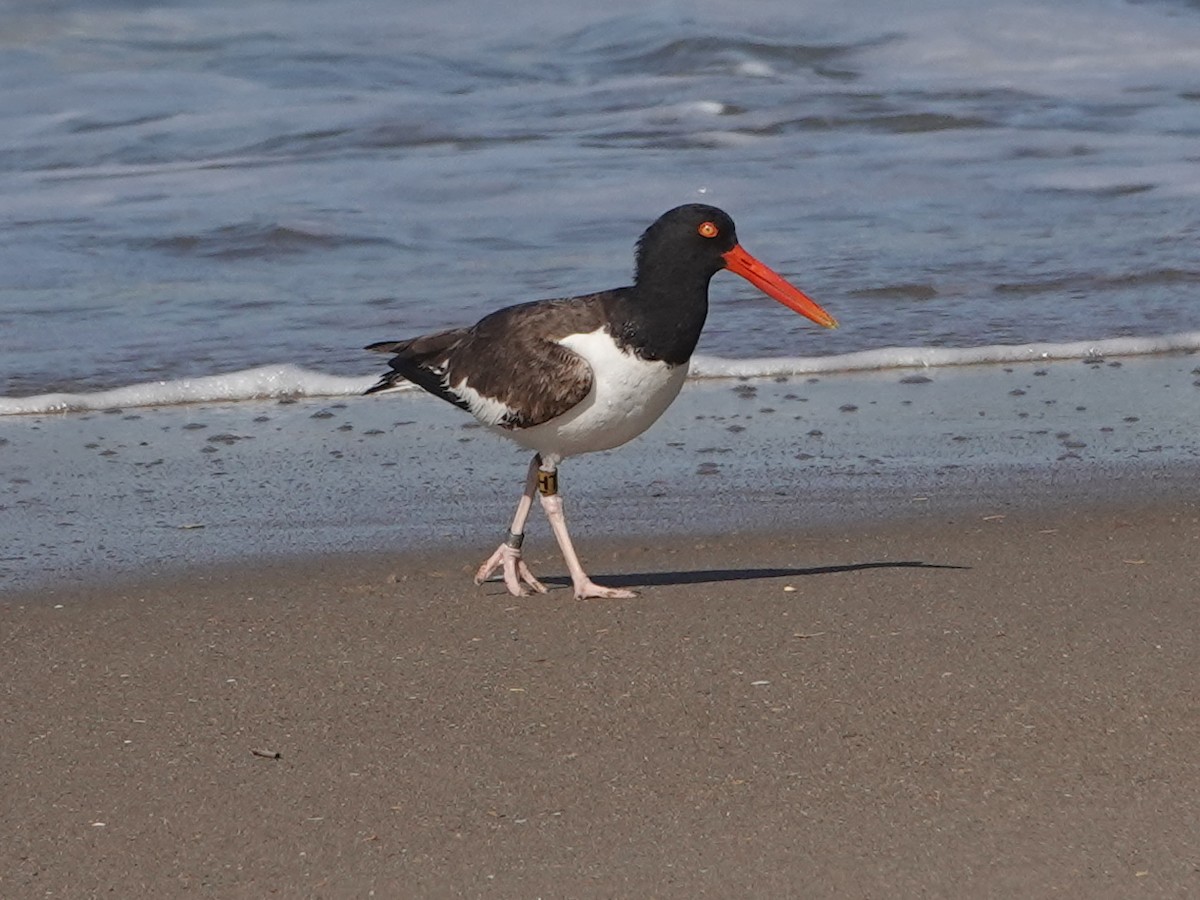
top-left (5, 498), bottom-right (1200, 898)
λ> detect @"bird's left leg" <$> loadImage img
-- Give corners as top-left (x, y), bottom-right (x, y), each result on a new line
top-left (474, 454), bottom-right (547, 596)
top-left (536, 461), bottom-right (637, 600)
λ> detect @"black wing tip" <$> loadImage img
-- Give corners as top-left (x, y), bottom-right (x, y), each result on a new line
top-left (365, 340), bottom-right (403, 353)
top-left (363, 372), bottom-right (407, 395)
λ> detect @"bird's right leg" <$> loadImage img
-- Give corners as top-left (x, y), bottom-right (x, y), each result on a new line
top-left (474, 454), bottom-right (548, 596)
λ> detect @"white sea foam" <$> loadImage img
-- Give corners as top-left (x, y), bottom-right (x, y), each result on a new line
top-left (3, 332), bottom-right (1198, 418)
top-left (0, 365), bottom-right (381, 417)
top-left (690, 331), bottom-right (1200, 379)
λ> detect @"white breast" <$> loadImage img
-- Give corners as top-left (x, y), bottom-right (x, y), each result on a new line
top-left (502, 328), bottom-right (687, 461)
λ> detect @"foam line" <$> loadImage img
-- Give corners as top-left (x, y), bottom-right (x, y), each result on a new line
top-left (3, 332), bottom-right (1199, 417)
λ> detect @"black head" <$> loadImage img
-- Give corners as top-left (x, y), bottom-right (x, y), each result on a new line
top-left (632, 203), bottom-right (839, 330)
top-left (633, 204), bottom-right (739, 284)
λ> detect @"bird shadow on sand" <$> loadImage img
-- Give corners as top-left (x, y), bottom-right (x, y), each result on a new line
top-left (541, 560), bottom-right (970, 591)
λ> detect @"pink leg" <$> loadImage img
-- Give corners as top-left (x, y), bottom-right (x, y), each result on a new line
top-left (538, 470), bottom-right (637, 601)
top-left (474, 456), bottom-right (547, 596)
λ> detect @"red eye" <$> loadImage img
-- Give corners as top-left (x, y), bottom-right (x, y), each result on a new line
top-left (697, 221), bottom-right (719, 238)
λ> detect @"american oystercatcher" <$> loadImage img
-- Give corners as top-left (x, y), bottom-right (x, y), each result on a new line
top-left (365, 204), bottom-right (837, 599)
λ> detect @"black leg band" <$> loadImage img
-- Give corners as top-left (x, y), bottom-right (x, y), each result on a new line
top-left (504, 530), bottom-right (524, 550)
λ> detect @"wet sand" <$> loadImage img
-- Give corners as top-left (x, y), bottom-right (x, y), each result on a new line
top-left (4, 353), bottom-right (1199, 592)
top-left (4, 354), bottom-right (1200, 897)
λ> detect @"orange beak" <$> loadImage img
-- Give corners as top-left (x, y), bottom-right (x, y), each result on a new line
top-left (722, 244), bottom-right (838, 329)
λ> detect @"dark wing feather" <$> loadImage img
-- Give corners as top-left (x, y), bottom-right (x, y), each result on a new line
top-left (365, 295), bottom-right (617, 429)
top-left (363, 328), bottom-right (472, 412)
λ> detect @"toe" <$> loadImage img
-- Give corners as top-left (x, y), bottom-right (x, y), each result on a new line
top-left (575, 581), bottom-right (638, 600)
top-left (517, 564), bottom-right (548, 593)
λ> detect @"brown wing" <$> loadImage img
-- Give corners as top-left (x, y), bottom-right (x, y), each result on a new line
top-left (365, 294), bottom-right (618, 429)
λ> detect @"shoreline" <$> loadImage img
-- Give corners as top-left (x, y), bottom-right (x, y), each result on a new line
top-left (4, 352), bottom-right (1199, 596)
top-left (5, 332), bottom-right (1200, 416)
top-left (6, 464), bottom-right (1199, 610)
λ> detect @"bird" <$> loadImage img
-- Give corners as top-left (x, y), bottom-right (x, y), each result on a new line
top-left (364, 203), bottom-right (837, 600)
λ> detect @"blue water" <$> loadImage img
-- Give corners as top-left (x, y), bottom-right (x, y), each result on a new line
top-left (2, 0), bottom-right (1200, 411)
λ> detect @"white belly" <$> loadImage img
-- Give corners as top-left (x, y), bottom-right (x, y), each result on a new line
top-left (502, 328), bottom-right (687, 461)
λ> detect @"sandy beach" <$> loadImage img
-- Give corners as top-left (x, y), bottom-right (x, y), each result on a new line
top-left (4, 355), bottom-right (1200, 898)
top-left (5, 500), bottom-right (1200, 898)
top-left (7, 0), bottom-right (1200, 894)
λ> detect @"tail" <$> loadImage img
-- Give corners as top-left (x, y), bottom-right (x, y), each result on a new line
top-left (361, 329), bottom-right (472, 411)
top-left (363, 371), bottom-right (407, 395)
top-left (365, 340), bottom-right (406, 354)
top-left (363, 340), bottom-right (410, 394)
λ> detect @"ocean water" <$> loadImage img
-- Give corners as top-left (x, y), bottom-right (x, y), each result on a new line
top-left (3, 0), bottom-right (1200, 414)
